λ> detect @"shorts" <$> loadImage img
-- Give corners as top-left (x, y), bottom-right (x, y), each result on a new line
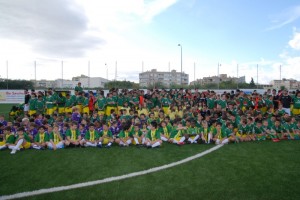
top-left (29, 110), bottom-right (36, 116)
top-left (24, 104), bottom-right (29, 112)
top-left (46, 108), bottom-right (54, 115)
top-left (21, 142), bottom-right (31, 149)
top-left (82, 107), bottom-right (89, 114)
top-left (58, 107), bottom-right (65, 114)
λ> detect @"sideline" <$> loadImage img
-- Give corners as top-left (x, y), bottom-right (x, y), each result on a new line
top-left (0, 144), bottom-right (224, 200)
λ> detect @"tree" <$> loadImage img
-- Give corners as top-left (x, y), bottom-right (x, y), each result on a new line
top-left (0, 79), bottom-right (34, 89)
top-left (249, 77), bottom-right (256, 88)
top-left (104, 81), bottom-right (139, 90)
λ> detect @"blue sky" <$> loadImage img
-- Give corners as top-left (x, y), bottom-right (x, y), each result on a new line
top-left (0, 0), bottom-right (300, 84)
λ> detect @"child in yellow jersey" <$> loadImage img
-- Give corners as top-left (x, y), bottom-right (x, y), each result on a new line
top-left (65, 122), bottom-right (82, 147)
top-left (145, 121), bottom-right (162, 148)
top-left (131, 123), bottom-right (144, 146)
top-left (80, 123), bottom-right (100, 147)
top-left (115, 122), bottom-right (133, 147)
top-left (32, 126), bottom-right (49, 150)
top-left (169, 121), bottom-right (186, 145)
top-left (98, 123), bottom-right (114, 148)
top-left (47, 124), bottom-right (64, 150)
top-left (158, 121), bottom-right (172, 142)
top-left (9, 127), bottom-right (31, 154)
top-left (0, 126), bottom-right (15, 150)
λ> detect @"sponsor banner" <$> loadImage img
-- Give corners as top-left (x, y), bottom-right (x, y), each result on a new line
top-left (0, 90), bottom-right (25, 104)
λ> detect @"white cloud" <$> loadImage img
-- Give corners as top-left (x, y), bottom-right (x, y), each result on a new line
top-left (289, 31), bottom-right (300, 50)
top-left (266, 5), bottom-right (300, 31)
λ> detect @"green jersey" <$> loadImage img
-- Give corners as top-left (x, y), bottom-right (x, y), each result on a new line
top-left (16, 133), bottom-right (31, 143)
top-left (36, 99), bottom-right (45, 112)
top-left (34, 133), bottom-right (50, 143)
top-left (207, 98), bottom-right (215, 109)
top-left (45, 95), bottom-right (55, 109)
top-left (238, 125), bottom-right (250, 135)
top-left (146, 129), bottom-right (160, 141)
top-left (158, 126), bottom-right (173, 138)
top-left (212, 128), bottom-right (227, 139)
top-left (49, 132), bottom-right (63, 144)
top-left (29, 98), bottom-right (37, 110)
top-left (85, 130), bottom-right (100, 141)
top-left (66, 129), bottom-right (81, 140)
top-left (118, 130), bottom-right (132, 138)
top-left (3, 134), bottom-right (15, 144)
top-left (293, 97), bottom-right (300, 109)
top-left (131, 130), bottom-right (143, 137)
top-left (161, 97), bottom-right (171, 107)
top-left (217, 100), bottom-right (227, 109)
top-left (187, 126), bottom-right (200, 135)
top-left (96, 97), bottom-right (106, 110)
top-left (99, 130), bottom-right (113, 137)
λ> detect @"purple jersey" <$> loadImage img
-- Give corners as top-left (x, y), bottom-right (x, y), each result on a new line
top-left (0, 120), bottom-right (7, 126)
top-left (72, 112), bottom-right (81, 123)
top-left (28, 128), bottom-right (38, 139)
top-left (109, 126), bottom-right (121, 136)
top-left (35, 119), bottom-right (43, 126)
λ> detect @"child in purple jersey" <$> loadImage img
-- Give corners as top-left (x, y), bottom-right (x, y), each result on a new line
top-left (71, 107), bottom-right (81, 123)
top-left (109, 121), bottom-right (121, 138)
top-left (27, 122), bottom-right (38, 142)
top-left (0, 115), bottom-right (7, 126)
top-left (34, 114), bottom-right (44, 126)
top-left (79, 123), bottom-right (87, 138)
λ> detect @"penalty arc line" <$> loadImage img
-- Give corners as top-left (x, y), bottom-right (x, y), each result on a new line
top-left (0, 144), bottom-right (224, 200)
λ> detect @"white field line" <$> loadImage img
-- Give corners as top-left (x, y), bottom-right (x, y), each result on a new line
top-left (0, 144), bottom-right (224, 200)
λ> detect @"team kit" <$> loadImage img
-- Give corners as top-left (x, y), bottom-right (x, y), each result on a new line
top-left (1, 87), bottom-right (300, 154)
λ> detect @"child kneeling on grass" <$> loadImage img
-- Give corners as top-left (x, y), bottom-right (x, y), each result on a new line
top-left (47, 124), bottom-right (64, 150)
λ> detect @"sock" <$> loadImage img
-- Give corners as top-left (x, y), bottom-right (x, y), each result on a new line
top-left (14, 139), bottom-right (24, 150)
top-left (99, 142), bottom-right (102, 145)
top-left (222, 138), bottom-right (229, 144)
top-left (8, 146), bottom-right (14, 150)
top-left (173, 139), bottom-right (178, 144)
top-left (146, 142), bottom-right (150, 146)
top-left (107, 142), bottom-right (112, 146)
top-left (142, 138), bottom-right (145, 144)
top-left (119, 141), bottom-right (124, 145)
top-left (193, 135), bottom-right (200, 142)
top-left (33, 145), bottom-right (41, 150)
top-left (188, 138), bottom-right (193, 143)
top-left (208, 134), bottom-right (211, 144)
top-left (151, 141), bottom-right (160, 148)
top-left (134, 138), bottom-right (139, 144)
top-left (126, 139), bottom-right (132, 145)
top-left (179, 137), bottom-right (185, 143)
top-left (0, 145), bottom-right (6, 150)
top-left (161, 136), bottom-right (168, 142)
top-left (216, 139), bottom-right (220, 145)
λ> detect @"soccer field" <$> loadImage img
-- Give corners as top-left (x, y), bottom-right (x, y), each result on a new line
top-left (1, 141), bottom-right (300, 200)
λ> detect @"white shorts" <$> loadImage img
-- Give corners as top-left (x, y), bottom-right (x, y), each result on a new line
top-left (24, 104), bottom-right (29, 112)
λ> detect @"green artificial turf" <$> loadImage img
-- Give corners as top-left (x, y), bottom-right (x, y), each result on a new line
top-left (10, 140), bottom-right (300, 200)
top-left (0, 143), bottom-right (211, 196)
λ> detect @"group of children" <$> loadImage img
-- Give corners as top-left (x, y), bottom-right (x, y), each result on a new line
top-left (1, 88), bottom-right (300, 154)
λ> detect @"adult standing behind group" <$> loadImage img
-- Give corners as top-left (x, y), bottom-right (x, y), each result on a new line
top-left (24, 89), bottom-right (31, 115)
top-left (280, 89), bottom-right (292, 116)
